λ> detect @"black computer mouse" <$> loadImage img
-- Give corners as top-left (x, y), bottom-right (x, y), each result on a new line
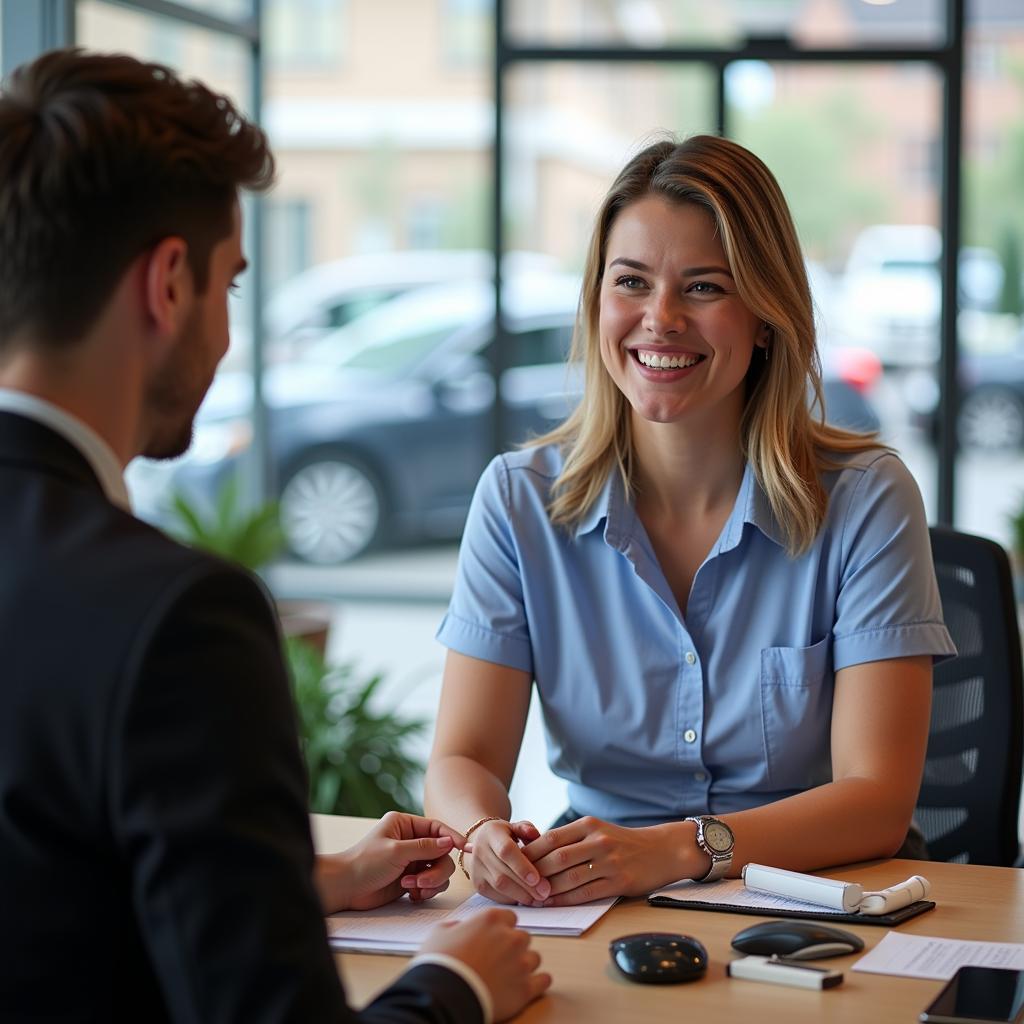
top-left (610, 932), bottom-right (708, 984)
top-left (730, 920), bottom-right (864, 960)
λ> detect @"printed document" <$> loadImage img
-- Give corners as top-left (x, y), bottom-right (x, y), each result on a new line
top-left (852, 932), bottom-right (1024, 979)
top-left (327, 893), bottom-right (617, 955)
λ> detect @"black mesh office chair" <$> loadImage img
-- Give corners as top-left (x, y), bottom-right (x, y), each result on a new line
top-left (916, 526), bottom-right (1024, 865)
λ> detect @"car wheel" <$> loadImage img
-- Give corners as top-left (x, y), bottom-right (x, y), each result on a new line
top-left (279, 455), bottom-right (382, 564)
top-left (958, 388), bottom-right (1024, 451)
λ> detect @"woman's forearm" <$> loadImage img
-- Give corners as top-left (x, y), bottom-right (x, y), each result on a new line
top-left (720, 774), bottom-right (914, 877)
top-left (423, 753), bottom-right (515, 833)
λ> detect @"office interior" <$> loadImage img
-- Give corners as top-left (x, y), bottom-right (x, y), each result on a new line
top-left (3, 0), bottom-right (1023, 841)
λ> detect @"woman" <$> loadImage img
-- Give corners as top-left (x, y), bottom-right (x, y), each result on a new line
top-left (423, 135), bottom-right (955, 908)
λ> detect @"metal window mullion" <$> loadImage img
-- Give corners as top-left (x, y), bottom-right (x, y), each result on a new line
top-left (492, 0), bottom-right (507, 457)
top-left (938, 0), bottom-right (965, 526)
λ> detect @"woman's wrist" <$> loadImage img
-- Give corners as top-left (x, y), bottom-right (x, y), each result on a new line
top-left (654, 820), bottom-right (708, 884)
top-left (457, 815), bottom-right (509, 879)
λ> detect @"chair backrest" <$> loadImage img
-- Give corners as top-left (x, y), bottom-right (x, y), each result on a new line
top-left (917, 526), bottom-right (1023, 865)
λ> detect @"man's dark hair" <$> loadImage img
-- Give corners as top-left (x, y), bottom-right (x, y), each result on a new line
top-left (0, 47), bottom-right (275, 348)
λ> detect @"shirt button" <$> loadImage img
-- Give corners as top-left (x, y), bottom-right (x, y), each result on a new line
top-left (684, 728), bottom-right (697, 743)
top-left (694, 771), bottom-right (707, 782)
top-left (685, 651), bottom-right (697, 665)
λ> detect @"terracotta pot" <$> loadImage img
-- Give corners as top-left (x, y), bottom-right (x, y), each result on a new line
top-left (276, 599), bottom-right (335, 657)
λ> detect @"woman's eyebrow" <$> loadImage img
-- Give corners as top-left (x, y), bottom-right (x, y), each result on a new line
top-left (607, 256), bottom-right (733, 278)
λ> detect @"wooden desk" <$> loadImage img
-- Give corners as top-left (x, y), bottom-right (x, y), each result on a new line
top-left (313, 814), bottom-right (1024, 1023)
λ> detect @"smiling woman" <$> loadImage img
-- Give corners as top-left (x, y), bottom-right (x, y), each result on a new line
top-left (424, 134), bottom-right (956, 910)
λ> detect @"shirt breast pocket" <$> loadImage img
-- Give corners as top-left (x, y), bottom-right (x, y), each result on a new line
top-left (759, 636), bottom-right (833, 791)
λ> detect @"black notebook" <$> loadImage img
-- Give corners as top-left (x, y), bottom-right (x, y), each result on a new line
top-left (647, 893), bottom-right (935, 927)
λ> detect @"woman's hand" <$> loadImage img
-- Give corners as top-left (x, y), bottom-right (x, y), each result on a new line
top-left (464, 819), bottom-right (552, 905)
top-left (523, 816), bottom-right (685, 906)
top-left (316, 811), bottom-right (466, 913)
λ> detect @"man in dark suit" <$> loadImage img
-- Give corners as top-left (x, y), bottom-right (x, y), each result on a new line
top-left (0, 48), bottom-right (549, 1023)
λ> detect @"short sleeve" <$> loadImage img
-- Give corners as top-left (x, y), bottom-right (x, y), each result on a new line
top-left (832, 453), bottom-right (957, 671)
top-left (436, 455), bottom-right (534, 674)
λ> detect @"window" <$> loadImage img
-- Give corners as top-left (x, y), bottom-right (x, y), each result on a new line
top-left (265, 0), bottom-right (345, 69)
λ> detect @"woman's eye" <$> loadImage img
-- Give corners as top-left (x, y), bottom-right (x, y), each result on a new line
top-left (688, 280), bottom-right (722, 295)
top-left (614, 275), bottom-right (645, 289)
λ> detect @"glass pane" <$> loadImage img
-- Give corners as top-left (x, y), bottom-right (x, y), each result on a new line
top-left (507, 0), bottom-right (947, 49)
top-left (955, 2), bottom-right (1024, 550)
top-left (505, 62), bottom-right (716, 267)
top-left (75, 2), bottom-right (255, 523)
top-left (729, 61), bottom-right (943, 521)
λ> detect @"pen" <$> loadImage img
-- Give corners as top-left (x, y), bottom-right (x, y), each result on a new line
top-left (727, 955), bottom-right (844, 990)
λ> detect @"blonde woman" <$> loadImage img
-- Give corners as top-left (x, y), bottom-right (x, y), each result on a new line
top-left (423, 135), bottom-right (955, 908)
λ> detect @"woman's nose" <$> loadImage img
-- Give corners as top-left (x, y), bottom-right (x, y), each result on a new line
top-left (642, 290), bottom-right (687, 336)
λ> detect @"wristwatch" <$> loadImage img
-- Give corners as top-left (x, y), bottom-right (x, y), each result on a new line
top-left (684, 815), bottom-right (735, 882)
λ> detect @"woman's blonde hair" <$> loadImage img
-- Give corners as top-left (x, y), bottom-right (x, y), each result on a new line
top-left (535, 134), bottom-right (882, 556)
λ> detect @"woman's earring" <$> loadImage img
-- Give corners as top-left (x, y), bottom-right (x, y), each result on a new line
top-left (761, 322), bottom-right (772, 361)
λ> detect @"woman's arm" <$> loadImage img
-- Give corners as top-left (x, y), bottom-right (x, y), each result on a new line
top-left (526, 654), bottom-right (933, 905)
top-left (424, 650), bottom-right (551, 905)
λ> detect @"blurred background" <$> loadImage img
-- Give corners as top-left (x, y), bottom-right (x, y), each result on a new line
top-left (3, 0), bottom-right (1023, 827)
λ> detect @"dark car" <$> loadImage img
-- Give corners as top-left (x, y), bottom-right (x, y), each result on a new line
top-left (904, 322), bottom-right (1024, 451)
top-left (131, 273), bottom-right (881, 565)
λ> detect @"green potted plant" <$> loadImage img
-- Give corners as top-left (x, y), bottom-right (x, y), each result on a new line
top-left (286, 637), bottom-right (425, 816)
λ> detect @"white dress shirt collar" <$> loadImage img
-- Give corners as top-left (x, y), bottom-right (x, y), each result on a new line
top-left (0, 389), bottom-right (132, 511)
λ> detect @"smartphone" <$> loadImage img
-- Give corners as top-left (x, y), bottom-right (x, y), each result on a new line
top-left (920, 967), bottom-right (1024, 1024)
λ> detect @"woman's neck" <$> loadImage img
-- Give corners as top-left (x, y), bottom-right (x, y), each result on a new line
top-left (630, 410), bottom-right (746, 521)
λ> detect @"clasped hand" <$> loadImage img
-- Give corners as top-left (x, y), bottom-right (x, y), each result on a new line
top-left (466, 816), bottom-right (681, 907)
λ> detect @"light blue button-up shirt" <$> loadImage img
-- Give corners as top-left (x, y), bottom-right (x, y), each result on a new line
top-left (437, 443), bottom-right (956, 827)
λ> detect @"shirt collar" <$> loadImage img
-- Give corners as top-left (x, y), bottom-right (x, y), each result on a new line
top-left (574, 457), bottom-right (787, 551)
top-left (574, 466), bottom-right (618, 539)
top-left (0, 389), bottom-right (132, 511)
top-left (720, 460), bottom-right (787, 552)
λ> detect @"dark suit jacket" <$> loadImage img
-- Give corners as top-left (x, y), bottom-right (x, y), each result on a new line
top-left (0, 411), bottom-right (481, 1024)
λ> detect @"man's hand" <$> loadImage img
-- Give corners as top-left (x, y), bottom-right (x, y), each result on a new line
top-left (420, 908), bottom-right (551, 1021)
top-left (316, 811), bottom-right (466, 912)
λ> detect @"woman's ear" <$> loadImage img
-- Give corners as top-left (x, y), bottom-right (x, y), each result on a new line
top-left (142, 237), bottom-right (192, 339)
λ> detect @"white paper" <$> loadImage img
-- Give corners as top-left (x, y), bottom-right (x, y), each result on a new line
top-left (326, 891), bottom-right (618, 955)
top-left (450, 892), bottom-right (618, 935)
top-left (652, 877), bottom-right (849, 915)
top-left (852, 932), bottom-right (1024, 980)
top-left (327, 900), bottom-right (451, 954)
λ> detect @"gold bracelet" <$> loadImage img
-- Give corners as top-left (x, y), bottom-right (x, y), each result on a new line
top-left (456, 815), bottom-right (506, 880)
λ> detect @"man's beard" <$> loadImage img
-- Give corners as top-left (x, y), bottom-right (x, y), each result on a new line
top-left (142, 306), bottom-right (214, 461)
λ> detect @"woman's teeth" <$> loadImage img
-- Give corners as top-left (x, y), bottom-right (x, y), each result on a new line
top-left (636, 351), bottom-right (701, 369)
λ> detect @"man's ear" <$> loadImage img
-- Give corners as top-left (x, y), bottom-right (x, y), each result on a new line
top-left (142, 237), bottom-right (192, 339)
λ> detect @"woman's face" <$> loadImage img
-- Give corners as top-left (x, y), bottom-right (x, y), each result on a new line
top-left (598, 194), bottom-right (765, 431)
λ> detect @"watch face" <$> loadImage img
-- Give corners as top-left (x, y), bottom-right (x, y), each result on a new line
top-left (704, 822), bottom-right (733, 852)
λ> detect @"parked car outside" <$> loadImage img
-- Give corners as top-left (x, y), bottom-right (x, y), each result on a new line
top-left (836, 224), bottom-right (1003, 368)
top-left (130, 271), bottom-right (883, 565)
top-left (904, 320), bottom-right (1024, 451)
top-left (224, 248), bottom-right (559, 371)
